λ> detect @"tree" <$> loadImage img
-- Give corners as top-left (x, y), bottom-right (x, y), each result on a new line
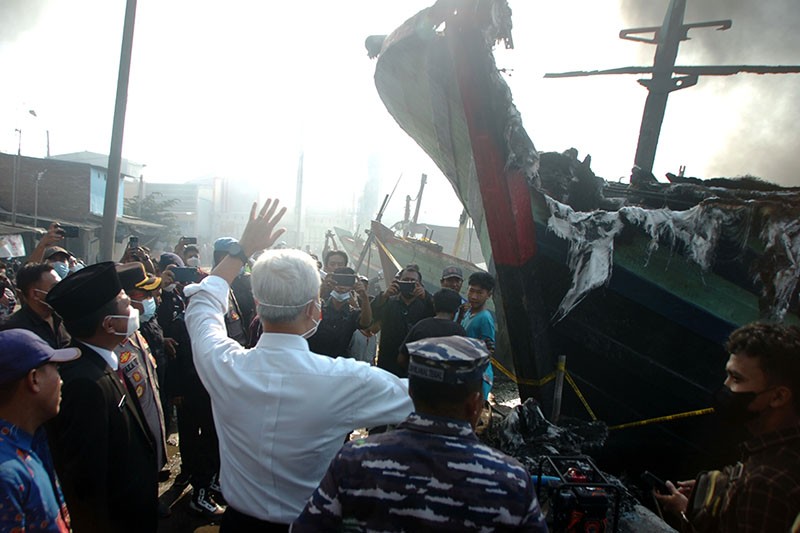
top-left (124, 192), bottom-right (180, 241)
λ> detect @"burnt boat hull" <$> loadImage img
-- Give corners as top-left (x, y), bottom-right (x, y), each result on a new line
top-left (373, 0), bottom-right (799, 476)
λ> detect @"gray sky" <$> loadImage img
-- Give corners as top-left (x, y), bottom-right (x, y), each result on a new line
top-left (1, 0), bottom-right (798, 229)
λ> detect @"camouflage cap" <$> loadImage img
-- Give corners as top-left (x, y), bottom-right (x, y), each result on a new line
top-left (406, 335), bottom-right (490, 385)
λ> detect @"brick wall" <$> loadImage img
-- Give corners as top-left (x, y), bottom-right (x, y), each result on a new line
top-left (0, 152), bottom-right (90, 221)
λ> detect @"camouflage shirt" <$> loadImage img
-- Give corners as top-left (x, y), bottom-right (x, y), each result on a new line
top-left (292, 412), bottom-right (548, 532)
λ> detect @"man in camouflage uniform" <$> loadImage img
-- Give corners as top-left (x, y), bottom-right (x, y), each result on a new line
top-left (292, 335), bottom-right (548, 532)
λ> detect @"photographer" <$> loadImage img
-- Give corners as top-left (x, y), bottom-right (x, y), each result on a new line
top-left (307, 267), bottom-right (372, 357)
top-left (371, 264), bottom-right (434, 378)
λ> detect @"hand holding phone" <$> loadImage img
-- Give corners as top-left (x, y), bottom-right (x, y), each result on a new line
top-left (172, 267), bottom-right (201, 283)
top-left (332, 273), bottom-right (356, 288)
top-left (641, 471), bottom-right (671, 495)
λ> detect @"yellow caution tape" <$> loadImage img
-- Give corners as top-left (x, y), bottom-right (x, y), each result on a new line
top-left (608, 407), bottom-right (715, 431)
top-left (564, 371), bottom-right (597, 421)
top-left (491, 358), bottom-right (556, 387)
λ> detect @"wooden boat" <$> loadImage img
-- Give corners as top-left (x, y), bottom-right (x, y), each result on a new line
top-left (371, 0), bottom-right (800, 476)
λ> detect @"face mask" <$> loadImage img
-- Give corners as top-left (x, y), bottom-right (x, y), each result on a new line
top-left (163, 283), bottom-right (176, 293)
top-left (107, 307), bottom-right (140, 337)
top-left (51, 261), bottom-right (69, 280)
top-left (330, 290), bottom-right (351, 302)
top-left (713, 386), bottom-right (761, 425)
top-left (186, 257), bottom-right (200, 267)
top-left (301, 301), bottom-right (322, 339)
top-left (132, 297), bottom-right (157, 322)
top-left (32, 288), bottom-right (53, 309)
top-left (69, 263), bottom-right (85, 273)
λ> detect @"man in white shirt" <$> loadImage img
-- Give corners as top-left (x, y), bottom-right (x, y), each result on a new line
top-left (185, 199), bottom-right (413, 531)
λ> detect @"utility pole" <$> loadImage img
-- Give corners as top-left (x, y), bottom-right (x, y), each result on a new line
top-left (100, 0), bottom-right (137, 261)
top-left (545, 0), bottom-right (800, 175)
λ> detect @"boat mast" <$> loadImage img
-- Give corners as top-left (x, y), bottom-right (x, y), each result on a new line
top-left (545, 0), bottom-right (800, 175)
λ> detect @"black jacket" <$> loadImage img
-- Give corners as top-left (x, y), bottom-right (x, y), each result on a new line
top-left (48, 341), bottom-right (158, 533)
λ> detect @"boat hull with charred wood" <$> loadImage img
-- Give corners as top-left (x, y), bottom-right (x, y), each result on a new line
top-left (371, 0), bottom-right (800, 476)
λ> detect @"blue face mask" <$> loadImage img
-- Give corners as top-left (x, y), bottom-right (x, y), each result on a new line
top-left (51, 261), bottom-right (70, 280)
top-left (133, 297), bottom-right (157, 322)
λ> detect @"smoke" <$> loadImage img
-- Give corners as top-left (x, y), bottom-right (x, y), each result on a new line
top-left (617, 0), bottom-right (800, 185)
top-left (0, 0), bottom-right (49, 44)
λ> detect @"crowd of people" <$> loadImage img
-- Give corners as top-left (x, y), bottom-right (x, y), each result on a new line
top-left (0, 197), bottom-right (798, 532)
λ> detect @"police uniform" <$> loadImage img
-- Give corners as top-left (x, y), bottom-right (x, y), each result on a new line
top-left (292, 336), bottom-right (548, 532)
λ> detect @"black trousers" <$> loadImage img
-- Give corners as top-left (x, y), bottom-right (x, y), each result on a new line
top-left (176, 377), bottom-right (219, 487)
top-left (220, 506), bottom-right (289, 532)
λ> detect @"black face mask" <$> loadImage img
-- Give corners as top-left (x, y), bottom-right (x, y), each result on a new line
top-left (713, 386), bottom-right (760, 425)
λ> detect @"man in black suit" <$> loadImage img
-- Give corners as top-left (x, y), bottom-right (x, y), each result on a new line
top-left (46, 262), bottom-right (158, 532)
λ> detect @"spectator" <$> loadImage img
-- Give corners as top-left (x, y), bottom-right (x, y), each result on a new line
top-left (45, 262), bottom-right (159, 532)
top-left (347, 275), bottom-right (379, 364)
top-left (398, 288), bottom-right (466, 371)
top-left (213, 237), bottom-right (252, 345)
top-left (292, 336), bottom-right (548, 532)
top-left (655, 323), bottom-right (800, 532)
top-left (184, 199), bottom-right (412, 530)
top-left (308, 267), bottom-right (372, 357)
top-left (155, 252), bottom-right (224, 518)
top-left (0, 270), bottom-right (17, 320)
top-left (0, 329), bottom-right (79, 532)
top-left (461, 271), bottom-right (496, 399)
top-left (319, 250), bottom-right (348, 299)
top-left (440, 265), bottom-right (467, 315)
top-left (0, 263), bottom-right (70, 349)
top-left (371, 264), bottom-right (434, 378)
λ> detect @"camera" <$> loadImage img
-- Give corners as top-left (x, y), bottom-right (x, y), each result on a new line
top-left (128, 236), bottom-right (139, 248)
top-left (398, 281), bottom-right (416, 295)
top-left (332, 273), bottom-right (357, 288)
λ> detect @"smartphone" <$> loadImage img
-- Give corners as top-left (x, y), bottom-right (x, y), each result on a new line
top-left (182, 236), bottom-right (198, 245)
top-left (641, 471), bottom-right (670, 494)
top-left (128, 236), bottom-right (139, 248)
top-left (57, 225), bottom-right (80, 238)
top-left (172, 267), bottom-right (201, 283)
top-left (332, 273), bottom-right (357, 288)
top-left (398, 281), bottom-right (416, 295)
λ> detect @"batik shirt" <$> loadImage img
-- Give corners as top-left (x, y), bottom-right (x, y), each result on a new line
top-left (292, 412), bottom-right (548, 532)
top-left (0, 419), bottom-right (70, 532)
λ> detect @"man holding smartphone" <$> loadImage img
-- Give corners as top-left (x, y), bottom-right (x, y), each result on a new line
top-left (307, 267), bottom-right (372, 357)
top-left (371, 265), bottom-right (434, 378)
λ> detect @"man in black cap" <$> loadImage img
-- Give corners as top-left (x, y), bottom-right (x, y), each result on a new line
top-left (292, 336), bottom-right (547, 532)
top-left (115, 264), bottom-right (168, 481)
top-left (45, 262), bottom-right (158, 532)
top-left (0, 329), bottom-right (80, 532)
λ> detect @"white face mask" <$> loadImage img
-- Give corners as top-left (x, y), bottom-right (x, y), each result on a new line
top-left (330, 290), bottom-right (351, 302)
top-left (69, 263), bottom-right (85, 273)
top-left (163, 283), bottom-right (176, 293)
top-left (132, 297), bottom-right (157, 322)
top-left (301, 301), bottom-right (322, 339)
top-left (186, 257), bottom-right (200, 267)
top-left (107, 307), bottom-right (140, 337)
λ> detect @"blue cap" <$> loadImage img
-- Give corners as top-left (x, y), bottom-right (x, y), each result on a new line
top-left (214, 237), bottom-right (237, 253)
top-left (0, 329), bottom-right (81, 385)
top-left (406, 336), bottom-right (489, 385)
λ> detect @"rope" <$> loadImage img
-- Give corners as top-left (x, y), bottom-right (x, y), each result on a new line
top-left (495, 356), bottom-right (713, 430)
top-left (564, 371), bottom-right (597, 421)
top-left (608, 407), bottom-right (715, 431)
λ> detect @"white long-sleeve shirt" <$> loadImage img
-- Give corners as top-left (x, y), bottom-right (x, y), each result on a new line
top-left (184, 275), bottom-right (413, 524)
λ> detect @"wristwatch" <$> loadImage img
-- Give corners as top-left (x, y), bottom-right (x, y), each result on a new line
top-left (226, 242), bottom-right (249, 264)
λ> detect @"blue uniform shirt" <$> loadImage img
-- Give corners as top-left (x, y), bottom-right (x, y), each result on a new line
top-left (0, 419), bottom-right (70, 532)
top-left (293, 412), bottom-right (548, 532)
